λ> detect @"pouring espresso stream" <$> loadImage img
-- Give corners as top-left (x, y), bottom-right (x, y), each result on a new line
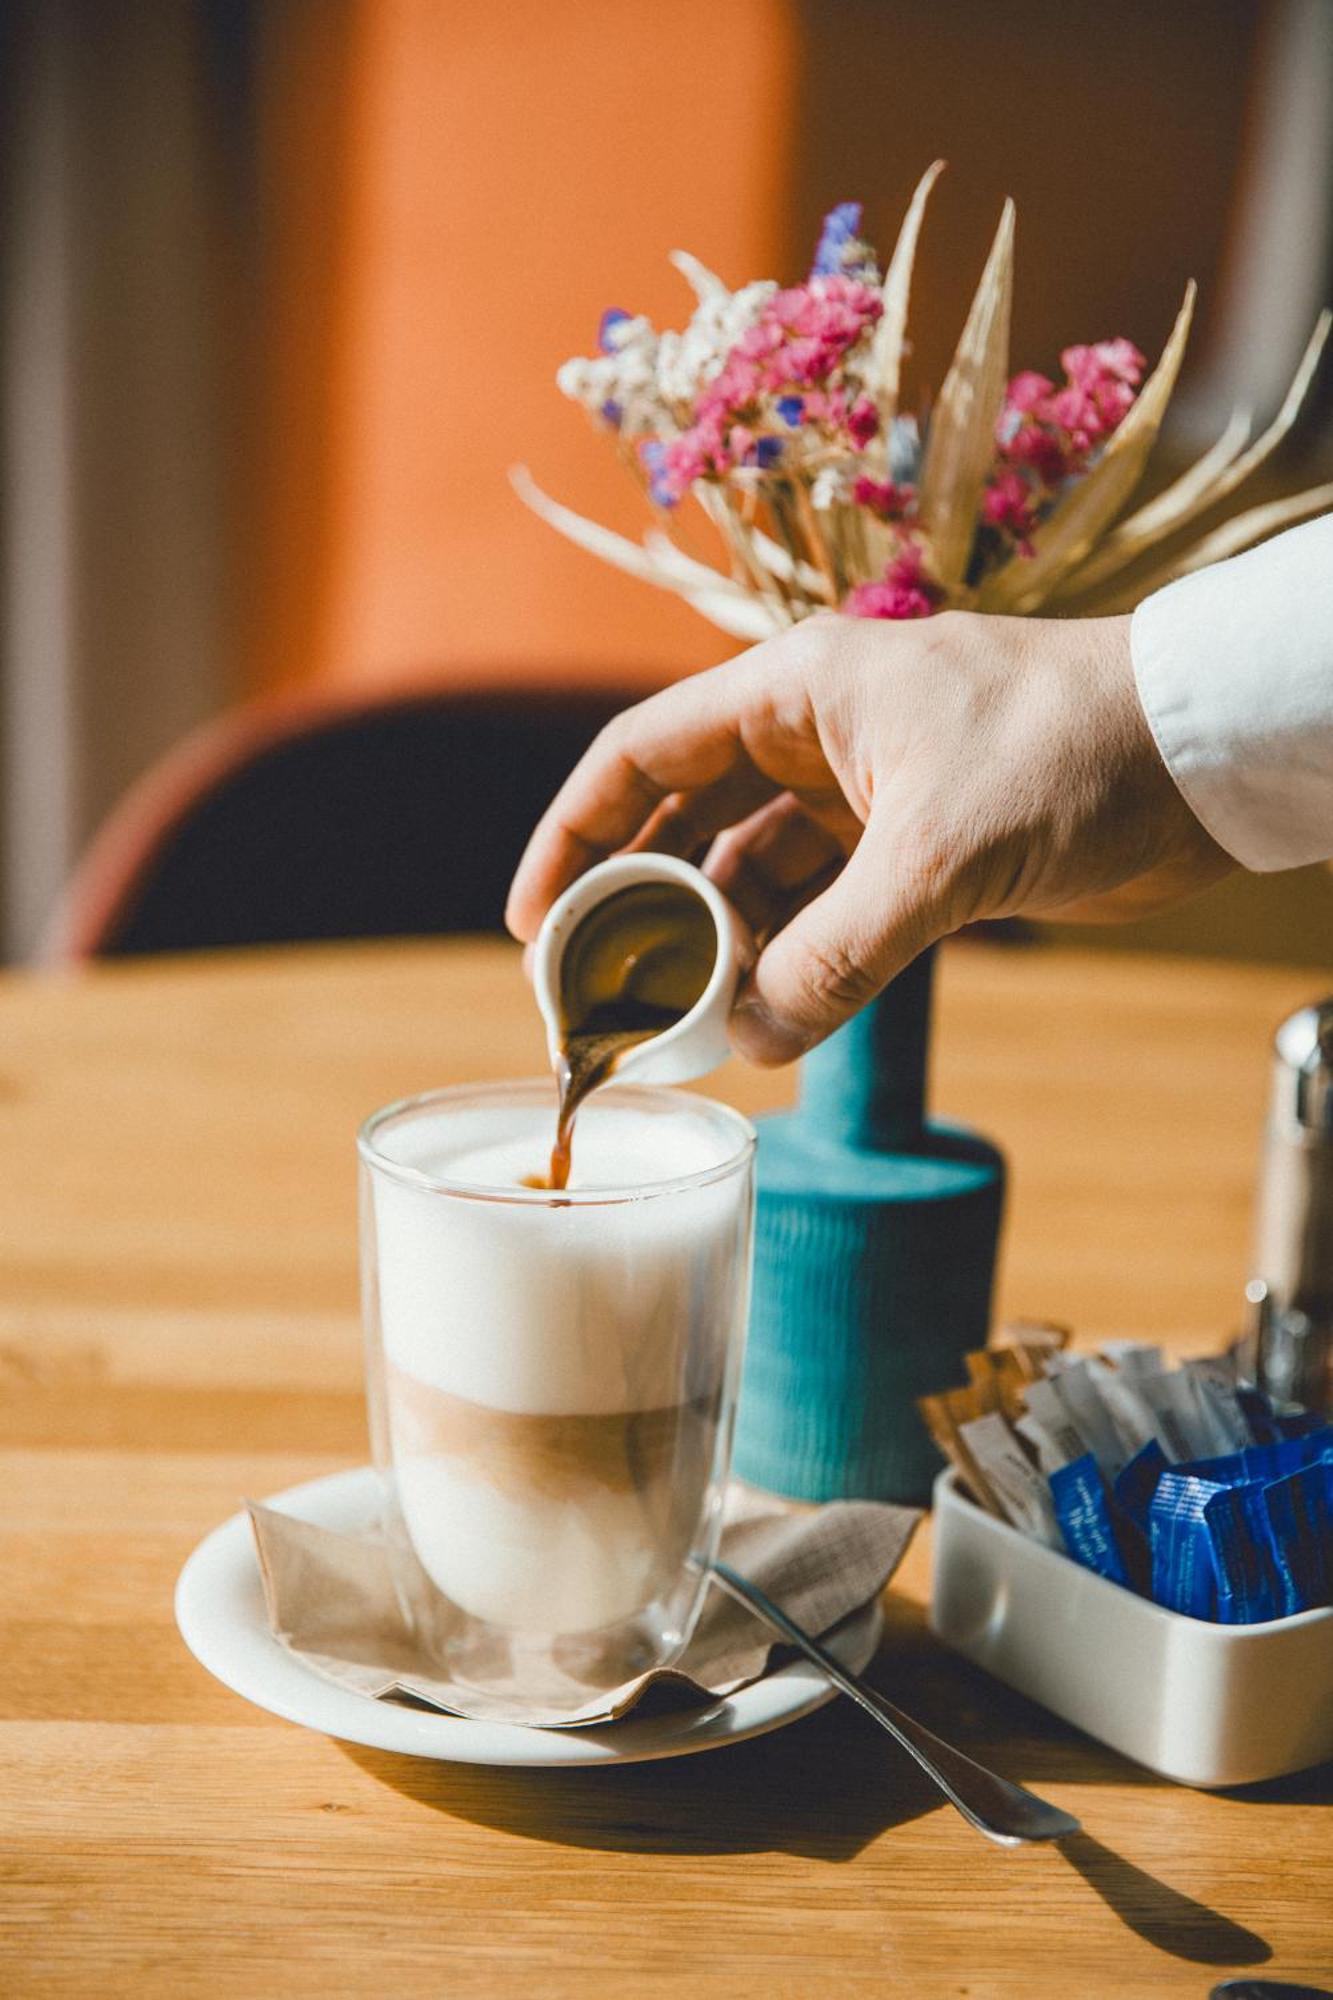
top-left (532, 881), bottom-right (718, 1190)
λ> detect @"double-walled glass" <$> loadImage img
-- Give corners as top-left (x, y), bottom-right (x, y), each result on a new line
top-left (358, 1080), bottom-right (755, 1721)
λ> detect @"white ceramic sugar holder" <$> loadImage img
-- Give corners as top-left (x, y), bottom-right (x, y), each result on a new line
top-left (930, 1468), bottom-right (1333, 1789)
top-left (531, 853), bottom-right (750, 1086)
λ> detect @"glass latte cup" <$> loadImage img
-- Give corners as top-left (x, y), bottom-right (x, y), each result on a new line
top-left (358, 1080), bottom-right (755, 1721)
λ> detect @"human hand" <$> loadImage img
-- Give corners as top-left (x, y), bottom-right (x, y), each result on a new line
top-left (506, 611), bottom-right (1232, 1065)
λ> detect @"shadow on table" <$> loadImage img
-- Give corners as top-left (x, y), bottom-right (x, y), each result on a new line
top-left (1057, 1834), bottom-right (1270, 1968)
top-left (886, 1631), bottom-right (1290, 1965)
top-left (1215, 1762), bottom-right (1333, 1808)
top-left (338, 1624), bottom-right (1308, 1965)
top-left (340, 1721), bottom-right (1273, 1965)
top-left (339, 1693), bottom-right (939, 1861)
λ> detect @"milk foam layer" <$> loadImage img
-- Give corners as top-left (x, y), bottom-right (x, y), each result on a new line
top-left (373, 1099), bottom-right (747, 1415)
top-left (391, 1101), bottom-right (731, 1192)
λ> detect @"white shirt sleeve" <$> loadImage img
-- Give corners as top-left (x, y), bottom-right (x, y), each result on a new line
top-left (1130, 513), bottom-right (1333, 871)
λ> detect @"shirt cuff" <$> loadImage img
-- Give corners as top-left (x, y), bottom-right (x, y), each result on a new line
top-left (1130, 515), bottom-right (1333, 872)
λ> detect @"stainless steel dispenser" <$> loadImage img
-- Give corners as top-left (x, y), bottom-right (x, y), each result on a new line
top-left (1248, 997), bottom-right (1333, 1415)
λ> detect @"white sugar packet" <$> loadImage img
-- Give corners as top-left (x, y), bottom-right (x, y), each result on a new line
top-left (1099, 1341), bottom-right (1163, 1376)
top-left (958, 1412), bottom-right (1063, 1549)
top-left (1181, 1357), bottom-right (1253, 1455)
top-left (1039, 1358), bottom-right (1127, 1477)
top-left (1015, 1411), bottom-right (1073, 1478)
top-left (1023, 1377), bottom-right (1087, 1468)
top-left (1086, 1358), bottom-right (1160, 1460)
top-left (1136, 1368), bottom-right (1203, 1462)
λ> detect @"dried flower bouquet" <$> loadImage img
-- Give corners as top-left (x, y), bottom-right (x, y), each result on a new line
top-left (516, 164), bottom-right (1331, 639)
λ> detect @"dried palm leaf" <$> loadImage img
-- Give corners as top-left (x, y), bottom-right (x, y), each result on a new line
top-left (690, 481), bottom-right (797, 616)
top-left (918, 199), bottom-right (1015, 589)
top-left (1065, 480), bottom-right (1333, 616)
top-left (979, 283), bottom-right (1196, 613)
top-left (669, 249), bottom-right (728, 303)
top-left (869, 160), bottom-right (946, 431)
top-left (1052, 310), bottom-right (1330, 602)
top-left (1065, 405), bottom-right (1251, 570)
top-left (510, 467), bottom-right (783, 639)
top-left (1175, 478), bottom-right (1333, 572)
top-left (730, 525), bottom-right (831, 599)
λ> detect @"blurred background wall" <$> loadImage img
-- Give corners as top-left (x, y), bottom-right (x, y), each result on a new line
top-left (2, 0), bottom-right (1331, 962)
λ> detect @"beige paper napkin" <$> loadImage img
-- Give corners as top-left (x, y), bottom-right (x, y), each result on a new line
top-left (248, 1488), bottom-right (919, 1727)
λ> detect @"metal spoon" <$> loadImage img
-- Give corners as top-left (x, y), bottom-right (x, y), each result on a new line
top-left (708, 1557), bottom-right (1081, 1848)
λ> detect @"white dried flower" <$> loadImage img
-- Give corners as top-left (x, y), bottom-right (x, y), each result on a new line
top-left (655, 280), bottom-right (777, 408)
top-left (811, 464), bottom-right (854, 511)
top-left (557, 315), bottom-right (662, 420)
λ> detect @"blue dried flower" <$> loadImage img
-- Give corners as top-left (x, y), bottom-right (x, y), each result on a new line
top-left (776, 395), bottom-right (805, 427)
top-left (639, 439), bottom-right (676, 508)
top-left (598, 308), bottom-right (632, 355)
top-left (811, 202), bottom-right (867, 278)
top-left (887, 414), bottom-right (922, 483)
top-left (600, 399), bottom-right (623, 428)
top-left (754, 436), bottom-right (783, 469)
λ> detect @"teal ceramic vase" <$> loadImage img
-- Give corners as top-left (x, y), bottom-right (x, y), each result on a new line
top-left (733, 947), bottom-right (1004, 1502)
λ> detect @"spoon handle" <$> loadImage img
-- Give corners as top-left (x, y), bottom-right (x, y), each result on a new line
top-left (709, 1559), bottom-right (1080, 1848)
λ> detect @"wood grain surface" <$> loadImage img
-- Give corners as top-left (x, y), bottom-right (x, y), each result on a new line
top-left (1, 936), bottom-right (1330, 1999)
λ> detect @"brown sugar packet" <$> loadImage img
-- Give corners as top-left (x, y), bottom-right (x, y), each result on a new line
top-left (964, 1346), bottom-right (1033, 1423)
top-left (990, 1347), bottom-right (1033, 1423)
top-left (917, 1382), bottom-right (1007, 1517)
top-left (991, 1319), bottom-right (1072, 1383)
top-left (964, 1350), bottom-right (1002, 1401)
top-left (994, 1317), bottom-right (1072, 1352)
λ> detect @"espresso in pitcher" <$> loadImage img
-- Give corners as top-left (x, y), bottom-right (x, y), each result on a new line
top-left (533, 881), bottom-right (717, 1190)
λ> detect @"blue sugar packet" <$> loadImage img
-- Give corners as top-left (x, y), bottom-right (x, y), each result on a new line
top-left (1203, 1482), bottom-right (1283, 1624)
top-left (1113, 1438), bottom-right (1168, 1533)
top-left (1149, 1472), bottom-right (1220, 1619)
top-left (1262, 1459), bottom-right (1333, 1615)
top-left (1050, 1452), bottom-right (1136, 1590)
top-left (1275, 1408), bottom-right (1331, 1441)
top-left (1172, 1428), bottom-right (1333, 1490)
top-left (1236, 1385), bottom-right (1280, 1445)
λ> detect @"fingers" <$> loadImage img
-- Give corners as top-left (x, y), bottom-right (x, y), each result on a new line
top-left (729, 814), bottom-right (948, 1065)
top-left (505, 657), bottom-right (766, 940)
top-left (704, 795), bottom-right (847, 940)
top-left (630, 763), bottom-right (779, 866)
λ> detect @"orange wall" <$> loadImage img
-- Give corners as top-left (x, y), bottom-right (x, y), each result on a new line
top-left (248, 0), bottom-right (1269, 704)
top-left (251, 0), bottom-right (797, 697)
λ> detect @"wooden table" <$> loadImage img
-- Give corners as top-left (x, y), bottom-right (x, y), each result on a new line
top-left (3, 936), bottom-right (1330, 1998)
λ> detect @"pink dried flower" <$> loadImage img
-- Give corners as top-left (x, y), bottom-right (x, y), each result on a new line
top-left (845, 541), bottom-right (938, 619)
top-left (801, 387), bottom-right (850, 429)
top-left (982, 469), bottom-right (1039, 554)
top-left (647, 408), bottom-right (732, 503)
top-left (1088, 377), bottom-right (1137, 429)
top-left (1061, 338), bottom-right (1144, 390)
top-left (852, 475), bottom-right (915, 519)
top-left (846, 394), bottom-right (880, 447)
top-left (1045, 384), bottom-right (1100, 452)
top-left (1006, 370), bottom-right (1054, 414)
top-left (1005, 422), bottom-right (1070, 486)
top-left (987, 333), bottom-right (1146, 554)
top-left (642, 274), bottom-right (884, 502)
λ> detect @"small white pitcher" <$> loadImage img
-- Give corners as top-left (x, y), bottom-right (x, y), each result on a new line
top-left (531, 852), bottom-right (751, 1085)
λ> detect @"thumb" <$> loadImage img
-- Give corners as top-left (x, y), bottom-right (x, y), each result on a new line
top-left (729, 818), bottom-right (945, 1065)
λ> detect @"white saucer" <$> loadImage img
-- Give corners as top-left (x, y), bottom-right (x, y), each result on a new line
top-left (175, 1466), bottom-right (881, 1768)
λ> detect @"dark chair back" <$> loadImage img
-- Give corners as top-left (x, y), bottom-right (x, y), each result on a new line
top-left (59, 681), bottom-right (639, 957)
